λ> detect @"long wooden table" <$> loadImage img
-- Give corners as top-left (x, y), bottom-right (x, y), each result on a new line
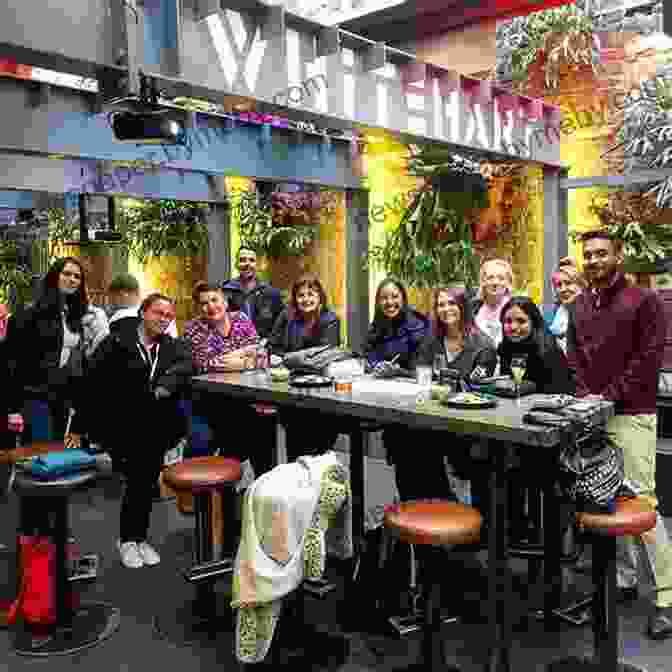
top-left (193, 372), bottom-right (614, 672)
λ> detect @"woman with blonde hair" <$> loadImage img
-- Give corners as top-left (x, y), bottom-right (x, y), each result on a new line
top-left (544, 260), bottom-right (587, 354)
top-left (473, 258), bottom-right (514, 347)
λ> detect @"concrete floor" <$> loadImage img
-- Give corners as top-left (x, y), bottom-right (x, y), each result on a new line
top-left (1, 463), bottom-right (672, 672)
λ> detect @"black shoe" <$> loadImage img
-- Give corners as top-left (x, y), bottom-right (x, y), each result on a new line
top-left (617, 586), bottom-right (639, 605)
top-left (647, 606), bottom-right (672, 640)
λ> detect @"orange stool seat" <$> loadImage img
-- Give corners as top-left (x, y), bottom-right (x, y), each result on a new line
top-left (576, 497), bottom-right (657, 538)
top-left (547, 497), bottom-right (656, 672)
top-left (0, 441), bottom-right (66, 465)
top-left (163, 457), bottom-right (241, 493)
top-left (384, 500), bottom-right (482, 547)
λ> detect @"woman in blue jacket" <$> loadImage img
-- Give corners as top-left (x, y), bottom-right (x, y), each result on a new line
top-left (364, 277), bottom-right (429, 378)
top-left (365, 278), bottom-right (433, 497)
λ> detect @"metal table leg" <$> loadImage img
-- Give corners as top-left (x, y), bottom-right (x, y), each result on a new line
top-left (339, 425), bottom-right (367, 633)
top-left (486, 443), bottom-right (511, 672)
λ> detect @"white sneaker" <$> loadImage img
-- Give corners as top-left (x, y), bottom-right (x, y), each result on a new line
top-left (117, 541), bottom-right (144, 569)
top-left (137, 541), bottom-right (161, 566)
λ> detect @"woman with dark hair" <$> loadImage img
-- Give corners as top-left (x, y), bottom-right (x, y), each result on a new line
top-left (387, 287), bottom-right (497, 503)
top-left (183, 283), bottom-right (276, 480)
top-left (498, 296), bottom-right (574, 395)
top-left (417, 286), bottom-right (497, 379)
top-left (85, 293), bottom-right (193, 568)
top-left (268, 273), bottom-right (340, 355)
top-left (5, 256), bottom-right (109, 445)
top-left (365, 277), bottom-right (429, 378)
top-left (269, 274), bottom-right (341, 460)
top-left (498, 296), bottom-right (574, 542)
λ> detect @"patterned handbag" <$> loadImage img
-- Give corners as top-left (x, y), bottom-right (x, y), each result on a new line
top-left (557, 420), bottom-right (625, 512)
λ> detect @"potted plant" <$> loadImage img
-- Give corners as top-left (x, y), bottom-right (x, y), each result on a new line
top-left (496, 3), bottom-right (601, 92)
top-left (368, 148), bottom-right (489, 291)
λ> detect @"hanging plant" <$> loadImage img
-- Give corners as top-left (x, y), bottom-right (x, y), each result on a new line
top-left (367, 148), bottom-right (490, 289)
top-left (230, 188), bottom-right (319, 259)
top-left (496, 4), bottom-right (601, 91)
top-left (0, 239), bottom-right (34, 307)
top-left (46, 206), bottom-right (79, 247)
top-left (604, 71), bottom-right (672, 207)
top-left (124, 199), bottom-right (210, 264)
top-left (573, 190), bottom-right (672, 272)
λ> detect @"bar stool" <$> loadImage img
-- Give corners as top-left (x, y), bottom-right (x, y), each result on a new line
top-left (547, 497), bottom-right (657, 672)
top-left (9, 442), bottom-right (120, 656)
top-left (381, 499), bottom-right (482, 671)
top-left (154, 455), bottom-right (241, 645)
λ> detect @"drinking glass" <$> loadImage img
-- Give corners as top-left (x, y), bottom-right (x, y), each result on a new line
top-left (433, 353), bottom-right (448, 380)
top-left (416, 364), bottom-right (432, 403)
top-left (510, 355), bottom-right (527, 402)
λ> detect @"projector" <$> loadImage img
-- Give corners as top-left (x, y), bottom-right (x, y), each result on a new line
top-left (94, 231), bottom-right (124, 242)
top-left (111, 111), bottom-right (185, 145)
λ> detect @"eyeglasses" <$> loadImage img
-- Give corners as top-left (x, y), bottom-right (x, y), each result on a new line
top-left (147, 308), bottom-right (173, 320)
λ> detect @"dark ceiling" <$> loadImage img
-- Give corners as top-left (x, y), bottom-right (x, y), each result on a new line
top-left (336, 0), bottom-right (499, 46)
top-left (336, 0), bottom-right (572, 47)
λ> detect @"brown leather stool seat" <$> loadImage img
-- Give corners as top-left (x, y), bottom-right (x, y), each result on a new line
top-left (548, 497), bottom-right (657, 672)
top-left (576, 497), bottom-right (657, 538)
top-left (384, 499), bottom-right (482, 547)
top-left (381, 500), bottom-right (482, 671)
top-left (163, 456), bottom-right (241, 493)
top-left (154, 456), bottom-right (242, 646)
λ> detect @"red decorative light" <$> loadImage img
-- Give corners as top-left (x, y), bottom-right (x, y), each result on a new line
top-left (495, 0), bottom-right (574, 20)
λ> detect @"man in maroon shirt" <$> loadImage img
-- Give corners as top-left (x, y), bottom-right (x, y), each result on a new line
top-left (567, 230), bottom-right (672, 640)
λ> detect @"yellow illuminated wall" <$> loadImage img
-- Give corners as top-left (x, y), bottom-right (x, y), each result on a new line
top-left (226, 175), bottom-right (255, 275)
top-left (563, 128), bottom-right (610, 270)
top-left (362, 134), bottom-right (424, 317)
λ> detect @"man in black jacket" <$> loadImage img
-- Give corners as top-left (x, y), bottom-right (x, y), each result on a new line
top-left (222, 247), bottom-right (284, 339)
top-left (107, 273), bottom-right (178, 337)
top-left (85, 293), bottom-right (193, 568)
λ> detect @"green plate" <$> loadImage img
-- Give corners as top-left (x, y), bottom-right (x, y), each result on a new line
top-left (440, 392), bottom-right (499, 409)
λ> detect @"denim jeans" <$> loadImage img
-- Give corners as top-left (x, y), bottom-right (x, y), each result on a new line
top-left (18, 398), bottom-right (70, 535)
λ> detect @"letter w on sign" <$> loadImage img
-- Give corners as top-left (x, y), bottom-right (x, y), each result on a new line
top-left (206, 11), bottom-right (268, 95)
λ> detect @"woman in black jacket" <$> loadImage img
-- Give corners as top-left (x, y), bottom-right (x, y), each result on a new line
top-left (270, 274), bottom-right (342, 461)
top-left (5, 257), bottom-right (108, 444)
top-left (498, 296), bottom-right (574, 395)
top-left (85, 293), bottom-right (193, 569)
top-left (390, 287), bottom-right (497, 502)
top-left (497, 296), bottom-right (574, 541)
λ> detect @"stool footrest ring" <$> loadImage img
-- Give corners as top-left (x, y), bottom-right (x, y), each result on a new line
top-left (183, 558), bottom-right (234, 583)
top-left (547, 656), bottom-right (648, 672)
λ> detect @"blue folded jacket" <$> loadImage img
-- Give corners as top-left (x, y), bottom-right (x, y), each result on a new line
top-left (23, 449), bottom-right (98, 480)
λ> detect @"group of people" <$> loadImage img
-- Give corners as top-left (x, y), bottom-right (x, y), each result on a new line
top-left (2, 230), bottom-right (672, 640)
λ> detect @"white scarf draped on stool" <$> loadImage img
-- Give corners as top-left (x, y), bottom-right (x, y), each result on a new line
top-left (231, 451), bottom-right (353, 664)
